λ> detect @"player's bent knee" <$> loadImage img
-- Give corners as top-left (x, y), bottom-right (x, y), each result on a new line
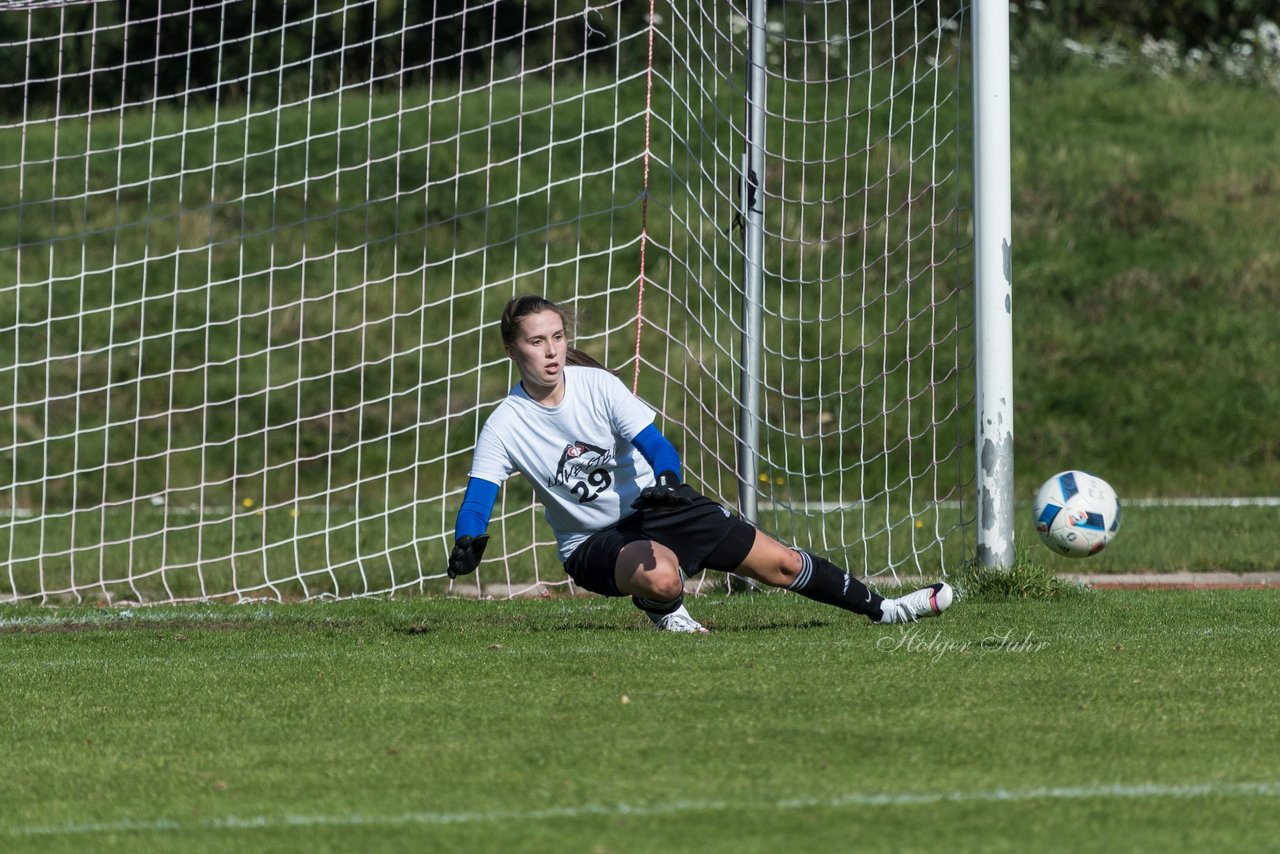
top-left (615, 541), bottom-right (686, 601)
top-left (624, 569), bottom-right (683, 602)
top-left (644, 564), bottom-right (685, 601)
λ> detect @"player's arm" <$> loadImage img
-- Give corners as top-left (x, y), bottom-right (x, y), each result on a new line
top-left (629, 423), bottom-right (693, 509)
top-left (448, 477), bottom-right (499, 578)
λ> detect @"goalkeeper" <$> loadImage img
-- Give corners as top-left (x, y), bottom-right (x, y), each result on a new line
top-left (448, 295), bottom-right (953, 633)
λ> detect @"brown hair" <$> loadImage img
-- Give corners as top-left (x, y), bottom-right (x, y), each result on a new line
top-left (499, 294), bottom-right (612, 372)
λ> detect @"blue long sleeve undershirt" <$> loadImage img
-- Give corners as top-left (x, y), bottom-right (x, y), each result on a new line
top-left (630, 423), bottom-right (681, 480)
top-left (454, 477), bottom-right (500, 540)
top-left (451, 422), bottom-right (682, 541)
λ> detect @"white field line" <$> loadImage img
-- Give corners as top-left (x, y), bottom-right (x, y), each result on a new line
top-left (1120, 497), bottom-right (1280, 507)
top-left (761, 497), bottom-right (1280, 512)
top-left (0, 504), bottom-right (325, 518)
top-left (0, 607), bottom-right (280, 630)
top-left (1, 497), bottom-right (1278, 520)
top-left (5, 781), bottom-right (1279, 838)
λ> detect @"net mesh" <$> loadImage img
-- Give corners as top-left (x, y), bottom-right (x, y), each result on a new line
top-left (0, 0), bottom-right (974, 604)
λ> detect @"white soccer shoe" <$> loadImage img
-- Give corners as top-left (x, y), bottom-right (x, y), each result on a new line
top-left (649, 604), bottom-right (710, 634)
top-left (878, 582), bottom-right (953, 624)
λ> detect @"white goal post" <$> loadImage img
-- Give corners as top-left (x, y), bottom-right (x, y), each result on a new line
top-left (0, 0), bottom-right (1012, 604)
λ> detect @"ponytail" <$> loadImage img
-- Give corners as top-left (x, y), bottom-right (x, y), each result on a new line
top-left (566, 347), bottom-right (612, 373)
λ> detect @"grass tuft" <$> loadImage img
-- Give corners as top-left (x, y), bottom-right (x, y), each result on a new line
top-left (949, 546), bottom-right (1090, 601)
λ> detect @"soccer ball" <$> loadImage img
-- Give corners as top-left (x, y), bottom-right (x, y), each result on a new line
top-left (1032, 470), bottom-right (1121, 557)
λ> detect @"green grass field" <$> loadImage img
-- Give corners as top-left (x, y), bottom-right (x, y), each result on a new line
top-left (3, 589), bottom-right (1279, 852)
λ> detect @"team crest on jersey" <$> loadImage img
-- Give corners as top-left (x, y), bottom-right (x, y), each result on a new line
top-left (550, 441), bottom-right (611, 487)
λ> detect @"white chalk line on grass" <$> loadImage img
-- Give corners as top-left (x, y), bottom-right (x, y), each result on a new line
top-left (0, 607), bottom-right (281, 631)
top-left (762, 497), bottom-right (1280, 511)
top-left (2, 497), bottom-right (1278, 521)
top-left (5, 781), bottom-right (1280, 838)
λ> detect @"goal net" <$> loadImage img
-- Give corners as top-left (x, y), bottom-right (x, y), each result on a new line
top-left (1, 0), bottom-right (976, 604)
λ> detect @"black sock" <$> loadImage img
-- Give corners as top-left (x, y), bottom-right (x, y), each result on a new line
top-left (788, 550), bottom-right (885, 621)
top-left (632, 595), bottom-right (682, 616)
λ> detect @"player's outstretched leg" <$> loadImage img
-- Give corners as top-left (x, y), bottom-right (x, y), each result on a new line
top-left (615, 540), bottom-right (709, 634)
top-left (730, 530), bottom-right (954, 625)
top-left (877, 582), bottom-right (954, 624)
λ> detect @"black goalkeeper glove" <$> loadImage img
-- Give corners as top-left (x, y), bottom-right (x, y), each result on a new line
top-left (447, 534), bottom-right (490, 579)
top-left (631, 470), bottom-right (695, 511)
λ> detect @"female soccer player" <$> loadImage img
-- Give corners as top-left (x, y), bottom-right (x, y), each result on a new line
top-left (448, 295), bottom-right (953, 632)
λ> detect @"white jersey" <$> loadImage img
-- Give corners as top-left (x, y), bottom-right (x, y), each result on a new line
top-left (469, 365), bottom-right (657, 561)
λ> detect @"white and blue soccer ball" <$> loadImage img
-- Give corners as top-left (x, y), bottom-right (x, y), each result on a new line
top-left (1032, 470), bottom-right (1121, 557)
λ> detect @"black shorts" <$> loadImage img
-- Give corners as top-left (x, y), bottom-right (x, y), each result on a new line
top-left (562, 485), bottom-right (758, 597)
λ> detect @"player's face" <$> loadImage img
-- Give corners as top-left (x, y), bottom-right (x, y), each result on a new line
top-left (507, 309), bottom-right (567, 401)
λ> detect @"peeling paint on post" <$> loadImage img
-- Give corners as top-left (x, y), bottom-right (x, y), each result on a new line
top-left (973, 0), bottom-right (1015, 568)
top-left (975, 432), bottom-right (1015, 566)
